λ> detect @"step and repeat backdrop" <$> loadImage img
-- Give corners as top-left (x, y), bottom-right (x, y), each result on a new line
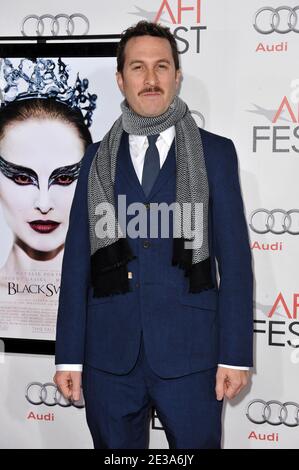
top-left (0, 0), bottom-right (298, 449)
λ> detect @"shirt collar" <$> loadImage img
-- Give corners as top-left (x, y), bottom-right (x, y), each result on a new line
top-left (129, 126), bottom-right (175, 154)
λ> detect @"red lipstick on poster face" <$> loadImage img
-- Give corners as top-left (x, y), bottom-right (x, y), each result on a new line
top-left (29, 220), bottom-right (60, 234)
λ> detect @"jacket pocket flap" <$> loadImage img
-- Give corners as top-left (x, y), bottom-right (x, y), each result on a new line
top-left (180, 288), bottom-right (218, 310)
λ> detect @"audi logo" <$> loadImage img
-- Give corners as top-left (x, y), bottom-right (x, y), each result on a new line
top-left (249, 209), bottom-right (299, 235)
top-left (21, 13), bottom-right (90, 37)
top-left (246, 400), bottom-right (299, 427)
top-left (25, 382), bottom-right (85, 408)
top-left (253, 6), bottom-right (299, 34)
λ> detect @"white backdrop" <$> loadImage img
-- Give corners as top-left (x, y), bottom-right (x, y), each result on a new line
top-left (0, 0), bottom-right (298, 449)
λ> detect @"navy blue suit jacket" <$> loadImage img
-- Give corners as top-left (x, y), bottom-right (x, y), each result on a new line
top-left (55, 129), bottom-right (253, 378)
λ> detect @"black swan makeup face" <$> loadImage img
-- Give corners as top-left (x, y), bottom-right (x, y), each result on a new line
top-left (0, 156), bottom-right (81, 189)
top-left (0, 119), bottom-right (84, 253)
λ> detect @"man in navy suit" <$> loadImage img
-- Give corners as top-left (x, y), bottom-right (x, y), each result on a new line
top-left (54, 21), bottom-right (253, 449)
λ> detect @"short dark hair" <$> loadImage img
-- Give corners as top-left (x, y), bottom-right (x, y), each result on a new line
top-left (117, 21), bottom-right (180, 73)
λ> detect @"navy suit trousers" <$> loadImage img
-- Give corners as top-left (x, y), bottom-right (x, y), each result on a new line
top-left (82, 335), bottom-right (223, 449)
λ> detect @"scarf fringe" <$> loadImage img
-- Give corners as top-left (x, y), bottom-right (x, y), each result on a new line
top-left (172, 238), bottom-right (214, 293)
top-left (91, 238), bottom-right (136, 297)
top-left (92, 265), bottom-right (133, 297)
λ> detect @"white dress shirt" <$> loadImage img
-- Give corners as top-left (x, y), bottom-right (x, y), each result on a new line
top-left (56, 127), bottom-right (248, 371)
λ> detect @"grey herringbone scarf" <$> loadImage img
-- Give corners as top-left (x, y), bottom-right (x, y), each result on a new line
top-left (88, 96), bottom-right (213, 297)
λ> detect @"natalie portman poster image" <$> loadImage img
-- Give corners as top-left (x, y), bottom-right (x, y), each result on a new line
top-left (0, 52), bottom-right (121, 341)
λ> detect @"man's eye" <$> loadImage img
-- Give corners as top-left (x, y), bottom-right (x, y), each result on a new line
top-left (132, 65), bottom-right (142, 70)
top-left (54, 175), bottom-right (75, 186)
top-left (13, 174), bottom-right (33, 185)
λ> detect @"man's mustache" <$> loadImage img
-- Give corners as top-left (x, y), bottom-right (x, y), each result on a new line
top-left (139, 87), bottom-right (163, 95)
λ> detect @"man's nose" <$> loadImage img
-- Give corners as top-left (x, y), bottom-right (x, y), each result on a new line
top-left (144, 68), bottom-right (158, 86)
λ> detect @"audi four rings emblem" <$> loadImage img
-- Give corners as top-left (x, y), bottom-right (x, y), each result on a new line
top-left (249, 209), bottom-right (299, 234)
top-left (25, 382), bottom-right (85, 408)
top-left (254, 6), bottom-right (299, 34)
top-left (21, 13), bottom-right (90, 37)
top-left (246, 400), bottom-right (299, 427)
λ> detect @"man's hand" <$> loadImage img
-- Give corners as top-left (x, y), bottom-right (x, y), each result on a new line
top-left (215, 367), bottom-right (249, 401)
top-left (53, 371), bottom-right (82, 402)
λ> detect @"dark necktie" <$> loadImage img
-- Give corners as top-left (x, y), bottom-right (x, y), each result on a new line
top-left (141, 134), bottom-right (160, 197)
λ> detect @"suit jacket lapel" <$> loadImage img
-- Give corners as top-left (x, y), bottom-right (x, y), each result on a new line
top-left (116, 131), bottom-right (146, 200)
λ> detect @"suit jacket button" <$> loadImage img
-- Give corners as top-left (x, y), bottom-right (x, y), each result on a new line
top-left (143, 240), bottom-right (150, 249)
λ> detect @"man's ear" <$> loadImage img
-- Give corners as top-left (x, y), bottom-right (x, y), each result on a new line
top-left (116, 71), bottom-right (124, 94)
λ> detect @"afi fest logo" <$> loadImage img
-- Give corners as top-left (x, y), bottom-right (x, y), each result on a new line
top-left (254, 292), bottom-right (299, 352)
top-left (250, 80), bottom-right (299, 155)
top-left (253, 6), bottom-right (299, 53)
top-left (130, 0), bottom-right (207, 53)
